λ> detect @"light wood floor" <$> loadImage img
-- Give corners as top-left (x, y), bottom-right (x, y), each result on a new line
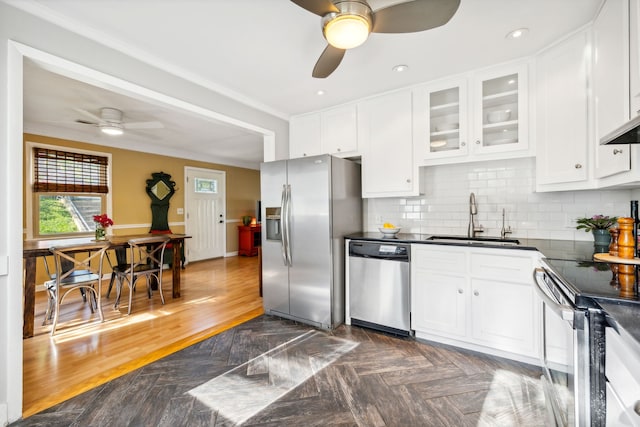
top-left (22, 255), bottom-right (263, 418)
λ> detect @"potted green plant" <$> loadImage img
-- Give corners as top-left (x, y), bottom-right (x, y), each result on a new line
top-left (576, 214), bottom-right (618, 246)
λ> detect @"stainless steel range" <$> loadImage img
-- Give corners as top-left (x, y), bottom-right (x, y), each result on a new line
top-left (534, 259), bottom-right (609, 426)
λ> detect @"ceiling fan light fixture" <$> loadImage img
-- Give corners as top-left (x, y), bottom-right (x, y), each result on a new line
top-left (321, 2), bottom-right (372, 50)
top-left (100, 123), bottom-right (124, 136)
top-left (324, 14), bottom-right (370, 49)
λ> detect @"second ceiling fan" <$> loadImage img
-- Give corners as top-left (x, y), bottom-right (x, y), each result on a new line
top-left (292, 0), bottom-right (461, 78)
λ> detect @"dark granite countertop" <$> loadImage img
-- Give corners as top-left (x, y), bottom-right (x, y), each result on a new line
top-left (345, 232), bottom-right (597, 260)
top-left (345, 232), bottom-right (640, 354)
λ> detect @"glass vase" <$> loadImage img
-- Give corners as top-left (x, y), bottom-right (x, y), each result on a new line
top-left (95, 225), bottom-right (106, 241)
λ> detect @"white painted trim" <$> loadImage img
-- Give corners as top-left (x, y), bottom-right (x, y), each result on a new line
top-left (12, 41), bottom-right (276, 169)
top-left (4, 0), bottom-right (289, 121)
top-left (0, 403), bottom-right (7, 427)
top-left (24, 141), bottom-right (113, 240)
top-left (226, 251), bottom-right (239, 257)
top-left (227, 218), bottom-right (241, 223)
top-left (0, 256), bottom-right (7, 277)
top-left (7, 39), bottom-right (25, 424)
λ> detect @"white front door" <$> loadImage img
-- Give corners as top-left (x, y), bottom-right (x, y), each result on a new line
top-left (185, 167), bottom-right (226, 261)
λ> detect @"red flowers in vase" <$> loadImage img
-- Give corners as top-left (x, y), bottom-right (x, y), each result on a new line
top-left (93, 214), bottom-right (114, 228)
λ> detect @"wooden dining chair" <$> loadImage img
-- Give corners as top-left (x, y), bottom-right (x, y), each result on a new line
top-left (43, 242), bottom-right (109, 336)
top-left (113, 235), bottom-right (170, 315)
top-left (150, 228), bottom-right (185, 269)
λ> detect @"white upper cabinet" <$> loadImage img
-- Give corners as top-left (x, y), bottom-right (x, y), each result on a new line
top-left (289, 104), bottom-right (359, 159)
top-left (631, 0), bottom-right (640, 115)
top-left (415, 61), bottom-right (532, 166)
top-left (359, 89), bottom-right (419, 198)
top-left (413, 77), bottom-right (469, 160)
top-left (593, 0), bottom-right (631, 178)
top-left (536, 29), bottom-right (592, 189)
top-left (472, 63), bottom-right (529, 156)
top-left (289, 113), bottom-right (322, 159)
top-left (320, 104), bottom-right (358, 156)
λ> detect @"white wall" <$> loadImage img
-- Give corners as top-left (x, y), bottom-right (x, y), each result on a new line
top-left (365, 157), bottom-right (640, 241)
top-left (0, 2), bottom-right (289, 423)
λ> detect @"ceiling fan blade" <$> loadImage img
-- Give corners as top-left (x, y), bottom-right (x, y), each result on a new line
top-left (75, 119), bottom-right (98, 125)
top-left (290, 0), bottom-right (338, 16)
top-left (372, 0), bottom-right (460, 34)
top-left (312, 45), bottom-right (346, 78)
top-left (73, 108), bottom-right (105, 124)
top-left (123, 121), bottom-right (164, 130)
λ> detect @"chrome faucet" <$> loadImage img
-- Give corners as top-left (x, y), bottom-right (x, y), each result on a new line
top-left (468, 192), bottom-right (484, 238)
top-left (500, 208), bottom-right (512, 239)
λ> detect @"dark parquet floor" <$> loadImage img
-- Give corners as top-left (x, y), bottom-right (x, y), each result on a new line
top-left (12, 316), bottom-right (549, 426)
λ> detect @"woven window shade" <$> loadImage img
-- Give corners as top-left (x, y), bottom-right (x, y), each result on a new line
top-left (33, 147), bottom-right (109, 193)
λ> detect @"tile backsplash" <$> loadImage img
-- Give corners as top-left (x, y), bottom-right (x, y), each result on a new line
top-left (364, 157), bottom-right (640, 241)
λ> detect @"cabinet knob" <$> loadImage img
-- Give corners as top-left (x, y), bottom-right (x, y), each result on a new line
top-left (406, 179), bottom-right (411, 183)
top-left (458, 289), bottom-right (463, 294)
top-left (473, 290), bottom-right (479, 296)
top-left (634, 401), bottom-right (640, 416)
top-left (337, 148), bottom-right (341, 152)
top-left (475, 140), bottom-right (481, 145)
top-left (303, 153), bottom-right (307, 157)
top-left (575, 164), bottom-right (582, 169)
top-left (613, 148), bottom-right (623, 155)
top-left (461, 141), bottom-right (466, 147)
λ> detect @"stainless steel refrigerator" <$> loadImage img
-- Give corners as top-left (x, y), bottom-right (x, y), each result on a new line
top-left (260, 154), bottom-right (362, 329)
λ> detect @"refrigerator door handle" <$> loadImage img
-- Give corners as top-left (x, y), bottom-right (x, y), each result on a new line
top-left (280, 184), bottom-right (288, 266)
top-left (284, 184), bottom-right (292, 266)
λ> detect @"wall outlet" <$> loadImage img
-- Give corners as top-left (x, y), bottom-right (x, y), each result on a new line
top-left (177, 208), bottom-right (184, 215)
top-left (375, 215), bottom-right (383, 224)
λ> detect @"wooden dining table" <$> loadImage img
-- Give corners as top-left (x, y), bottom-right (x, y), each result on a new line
top-left (22, 233), bottom-right (190, 339)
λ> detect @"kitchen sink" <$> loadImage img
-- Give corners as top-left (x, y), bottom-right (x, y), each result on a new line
top-left (425, 235), bottom-right (520, 246)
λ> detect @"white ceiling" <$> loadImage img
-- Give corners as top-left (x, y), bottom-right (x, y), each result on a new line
top-left (15, 0), bottom-right (602, 169)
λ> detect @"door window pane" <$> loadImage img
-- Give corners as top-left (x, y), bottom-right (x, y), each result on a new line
top-left (195, 178), bottom-right (217, 194)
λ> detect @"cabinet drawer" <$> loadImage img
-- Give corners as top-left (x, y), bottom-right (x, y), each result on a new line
top-left (606, 328), bottom-right (640, 425)
top-left (412, 246), bottom-right (466, 273)
top-left (470, 251), bottom-right (534, 282)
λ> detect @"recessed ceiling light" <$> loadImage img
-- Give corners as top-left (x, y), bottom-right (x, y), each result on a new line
top-left (316, 90), bottom-right (325, 96)
top-left (506, 28), bottom-right (529, 40)
top-left (392, 64), bottom-right (409, 73)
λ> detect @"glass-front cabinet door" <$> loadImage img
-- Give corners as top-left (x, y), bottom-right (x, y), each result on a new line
top-left (473, 64), bottom-right (529, 154)
top-left (413, 78), bottom-right (469, 160)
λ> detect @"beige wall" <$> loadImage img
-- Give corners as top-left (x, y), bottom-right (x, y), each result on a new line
top-left (24, 133), bottom-right (260, 256)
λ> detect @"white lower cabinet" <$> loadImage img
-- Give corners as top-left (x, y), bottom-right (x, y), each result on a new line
top-left (605, 328), bottom-right (640, 426)
top-left (411, 244), bottom-right (541, 364)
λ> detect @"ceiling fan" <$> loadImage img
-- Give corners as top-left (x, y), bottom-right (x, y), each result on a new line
top-left (291, 0), bottom-right (461, 78)
top-left (74, 107), bottom-right (164, 136)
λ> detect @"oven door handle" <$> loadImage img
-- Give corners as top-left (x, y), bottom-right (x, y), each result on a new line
top-left (533, 268), bottom-right (574, 321)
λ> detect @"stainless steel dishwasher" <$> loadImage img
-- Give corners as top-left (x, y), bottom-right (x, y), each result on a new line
top-left (348, 240), bottom-right (411, 335)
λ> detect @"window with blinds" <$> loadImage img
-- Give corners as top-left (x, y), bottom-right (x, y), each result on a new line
top-left (33, 147), bottom-right (109, 193)
top-left (31, 146), bottom-right (110, 237)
